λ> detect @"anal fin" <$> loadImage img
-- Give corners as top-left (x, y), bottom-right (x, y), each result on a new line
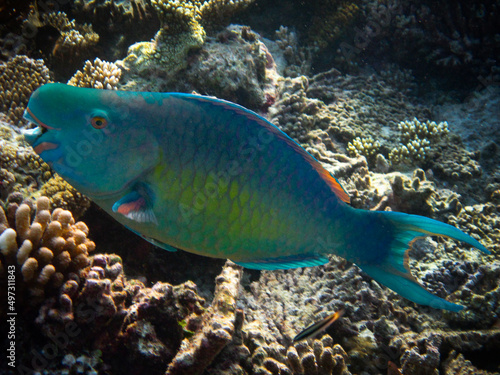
top-left (234, 253), bottom-right (329, 270)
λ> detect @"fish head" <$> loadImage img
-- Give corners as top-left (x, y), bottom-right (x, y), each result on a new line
top-left (23, 83), bottom-right (160, 197)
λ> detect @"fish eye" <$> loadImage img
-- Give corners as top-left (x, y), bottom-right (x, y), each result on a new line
top-left (91, 116), bottom-right (108, 129)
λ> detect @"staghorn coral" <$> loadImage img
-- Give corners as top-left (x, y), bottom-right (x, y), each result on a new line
top-left (120, 0), bottom-right (254, 85)
top-left (0, 197), bottom-right (95, 309)
top-left (0, 55), bottom-right (51, 126)
top-left (389, 118), bottom-right (449, 165)
top-left (68, 58), bottom-right (122, 89)
top-left (0, 123), bottom-right (90, 217)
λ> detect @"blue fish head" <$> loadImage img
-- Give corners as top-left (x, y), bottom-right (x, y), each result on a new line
top-left (23, 83), bottom-right (160, 197)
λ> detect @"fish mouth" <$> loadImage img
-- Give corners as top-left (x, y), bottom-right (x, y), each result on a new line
top-left (22, 107), bottom-right (59, 147)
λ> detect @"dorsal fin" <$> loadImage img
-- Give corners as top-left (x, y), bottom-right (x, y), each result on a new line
top-left (174, 94), bottom-right (351, 204)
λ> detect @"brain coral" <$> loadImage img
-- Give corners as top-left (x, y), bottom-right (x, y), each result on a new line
top-left (0, 197), bottom-right (95, 310)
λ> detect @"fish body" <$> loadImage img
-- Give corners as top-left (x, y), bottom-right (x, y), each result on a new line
top-left (23, 83), bottom-right (489, 311)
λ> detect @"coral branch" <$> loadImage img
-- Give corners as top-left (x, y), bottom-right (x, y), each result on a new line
top-left (165, 261), bottom-right (242, 375)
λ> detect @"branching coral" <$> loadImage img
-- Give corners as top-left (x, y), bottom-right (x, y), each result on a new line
top-left (360, 0), bottom-right (500, 80)
top-left (165, 261), bottom-right (242, 375)
top-left (41, 11), bottom-right (99, 56)
top-left (68, 58), bottom-right (122, 89)
top-left (347, 136), bottom-right (381, 162)
top-left (389, 118), bottom-right (449, 165)
top-left (0, 55), bottom-right (51, 126)
top-left (0, 197), bottom-right (95, 309)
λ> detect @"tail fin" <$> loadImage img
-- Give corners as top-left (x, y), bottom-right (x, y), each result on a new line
top-left (357, 211), bottom-right (489, 312)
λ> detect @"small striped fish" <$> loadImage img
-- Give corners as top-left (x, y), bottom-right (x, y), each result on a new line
top-left (293, 309), bottom-right (345, 342)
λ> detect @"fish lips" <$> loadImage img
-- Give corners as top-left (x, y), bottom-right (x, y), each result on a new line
top-left (22, 107), bottom-right (60, 156)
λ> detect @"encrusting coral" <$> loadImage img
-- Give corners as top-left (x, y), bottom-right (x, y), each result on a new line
top-left (68, 58), bottom-right (122, 89)
top-left (0, 55), bottom-right (51, 126)
top-left (0, 197), bottom-right (95, 309)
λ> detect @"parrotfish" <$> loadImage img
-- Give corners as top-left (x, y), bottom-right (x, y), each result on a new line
top-left (293, 309), bottom-right (345, 342)
top-left (23, 83), bottom-right (489, 311)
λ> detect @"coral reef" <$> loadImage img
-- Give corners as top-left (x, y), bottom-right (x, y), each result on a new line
top-left (389, 118), bottom-right (449, 165)
top-left (32, 258), bottom-right (244, 375)
top-left (165, 261), bottom-right (242, 375)
top-left (20, 9), bottom-right (99, 79)
top-left (68, 58), bottom-right (122, 89)
top-left (184, 25), bottom-right (279, 109)
top-left (120, 0), bottom-right (254, 86)
top-left (359, 0), bottom-right (500, 80)
top-left (0, 197), bottom-right (95, 309)
top-left (308, 0), bottom-right (361, 50)
top-left (72, 0), bottom-right (160, 62)
top-left (391, 329), bottom-right (500, 375)
top-left (0, 55), bottom-right (51, 126)
top-left (268, 68), bottom-right (430, 168)
top-left (0, 123), bottom-right (90, 217)
top-left (0, 1), bottom-right (498, 374)
top-left (347, 136), bottom-right (381, 163)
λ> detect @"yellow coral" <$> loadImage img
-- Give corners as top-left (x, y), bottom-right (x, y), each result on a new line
top-left (347, 136), bottom-right (380, 159)
top-left (68, 58), bottom-right (122, 89)
top-left (41, 11), bottom-right (99, 54)
top-left (0, 55), bottom-right (51, 125)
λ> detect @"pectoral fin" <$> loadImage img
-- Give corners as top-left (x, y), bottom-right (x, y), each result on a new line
top-left (112, 183), bottom-right (157, 224)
